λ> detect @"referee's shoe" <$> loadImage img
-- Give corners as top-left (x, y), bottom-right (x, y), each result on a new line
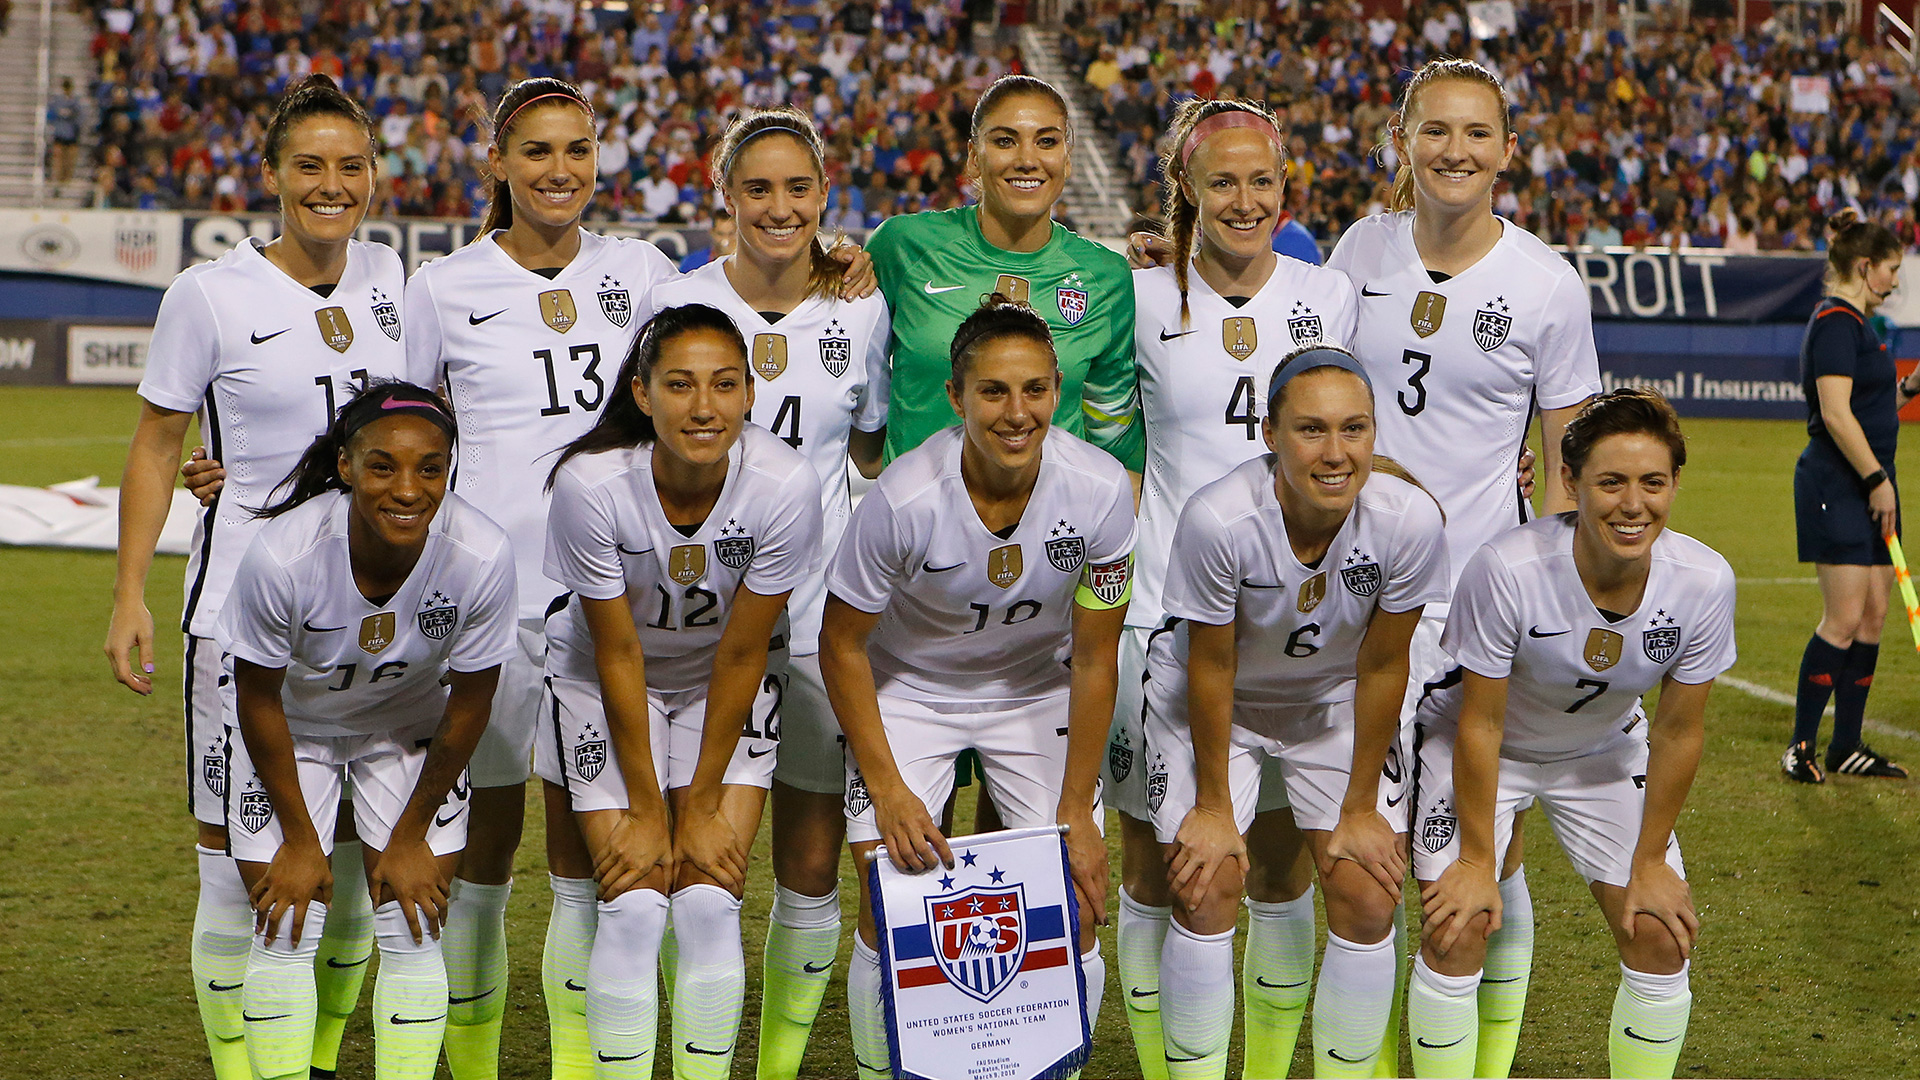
top-left (1780, 740), bottom-right (1825, 784)
top-left (1824, 742), bottom-right (1909, 779)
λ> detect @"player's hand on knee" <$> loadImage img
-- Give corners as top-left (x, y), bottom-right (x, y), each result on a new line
top-left (875, 787), bottom-right (951, 873)
top-left (252, 839), bottom-right (332, 945)
top-left (1059, 808), bottom-right (1110, 926)
top-left (827, 240), bottom-right (878, 299)
top-left (181, 446), bottom-right (226, 506)
top-left (1622, 860), bottom-right (1698, 961)
top-left (105, 599), bottom-right (155, 694)
top-left (675, 812), bottom-right (747, 892)
top-left (1420, 859), bottom-right (1501, 956)
top-left (1324, 807), bottom-right (1406, 902)
top-left (595, 810), bottom-right (672, 900)
top-left (1167, 805), bottom-right (1245, 912)
top-left (370, 838), bottom-right (449, 943)
top-left (1126, 231), bottom-right (1172, 269)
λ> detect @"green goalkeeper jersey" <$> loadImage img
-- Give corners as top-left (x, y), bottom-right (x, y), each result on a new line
top-left (868, 205), bottom-right (1141, 469)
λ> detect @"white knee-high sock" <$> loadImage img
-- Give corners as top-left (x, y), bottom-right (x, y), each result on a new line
top-left (1243, 889), bottom-right (1316, 1079)
top-left (1160, 920), bottom-right (1236, 1080)
top-left (311, 842), bottom-right (373, 1077)
top-left (371, 900), bottom-right (449, 1080)
top-left (244, 900), bottom-right (327, 1080)
top-left (1475, 868), bottom-right (1534, 1079)
top-left (1406, 954), bottom-right (1479, 1078)
top-left (670, 883), bottom-right (747, 1079)
top-left (1376, 899), bottom-right (1409, 1080)
top-left (441, 876), bottom-right (511, 1079)
top-left (1609, 963), bottom-right (1690, 1080)
top-left (757, 885), bottom-right (841, 1080)
top-left (543, 875), bottom-right (598, 1080)
top-left (848, 938), bottom-right (890, 1080)
top-left (1118, 888), bottom-right (1173, 1080)
top-left (192, 846), bottom-right (254, 1080)
top-left (1312, 931), bottom-right (1397, 1077)
top-left (586, 888), bottom-right (668, 1079)
top-left (1080, 939), bottom-right (1107, 1036)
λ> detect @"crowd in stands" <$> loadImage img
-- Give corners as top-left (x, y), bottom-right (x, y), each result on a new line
top-left (1065, 0), bottom-right (1920, 251)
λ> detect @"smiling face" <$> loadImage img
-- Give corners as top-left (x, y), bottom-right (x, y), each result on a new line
top-left (488, 101), bottom-right (597, 232)
top-left (723, 132), bottom-right (825, 267)
top-left (1187, 126), bottom-right (1286, 265)
top-left (1263, 368), bottom-right (1376, 521)
top-left (1562, 431), bottom-right (1676, 566)
top-left (635, 327), bottom-right (753, 470)
top-left (263, 114), bottom-right (376, 244)
top-left (1396, 78), bottom-right (1516, 215)
top-left (337, 414), bottom-right (450, 550)
top-left (949, 334), bottom-right (1060, 476)
top-left (967, 92), bottom-right (1071, 226)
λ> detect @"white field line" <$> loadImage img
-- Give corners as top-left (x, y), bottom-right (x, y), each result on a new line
top-left (1735, 577), bottom-right (1818, 585)
top-left (1718, 674), bottom-right (1920, 742)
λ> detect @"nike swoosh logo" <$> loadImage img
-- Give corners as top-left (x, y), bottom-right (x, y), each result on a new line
top-left (803, 961), bottom-right (833, 973)
top-left (243, 1012), bottom-right (291, 1022)
top-left (1256, 977), bottom-right (1308, 989)
top-left (1327, 1048), bottom-right (1371, 1062)
top-left (1159, 328), bottom-right (1198, 340)
top-left (208, 980), bottom-right (244, 992)
top-left (1416, 1035), bottom-right (1467, 1049)
top-left (250, 328), bottom-right (290, 344)
top-left (325, 955), bottom-right (369, 970)
top-left (1623, 1027), bottom-right (1680, 1044)
top-left (1385, 790), bottom-right (1405, 807)
top-left (1129, 987), bottom-right (1158, 998)
top-left (448, 988), bottom-right (495, 1005)
top-left (1361, 286), bottom-right (1391, 297)
top-left (923, 561), bottom-right (964, 573)
top-left (1239, 579), bottom-right (1285, 589)
top-left (1528, 626), bottom-right (1570, 638)
top-left (390, 1013), bottom-right (447, 1025)
top-left (303, 619), bottom-right (346, 633)
top-left (1167, 1054), bottom-right (1206, 1063)
top-left (685, 1043), bottom-right (732, 1056)
top-left (598, 1051), bottom-right (645, 1062)
top-left (617, 543), bottom-right (653, 556)
top-left (1482, 976), bottom-right (1522, 984)
top-left (924, 282), bottom-right (965, 294)
top-left (747, 745), bottom-right (775, 758)
top-left (565, 979), bottom-right (587, 992)
top-left (469, 309), bottom-right (507, 325)
top-left (434, 807), bottom-right (464, 827)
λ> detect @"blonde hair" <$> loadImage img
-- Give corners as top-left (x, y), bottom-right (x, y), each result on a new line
top-left (710, 106), bottom-right (844, 301)
top-left (1387, 59), bottom-right (1512, 213)
top-left (1157, 96), bottom-right (1285, 328)
top-left (1369, 454), bottom-right (1445, 523)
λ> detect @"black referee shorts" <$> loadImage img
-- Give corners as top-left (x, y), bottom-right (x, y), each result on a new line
top-left (1794, 442), bottom-right (1897, 566)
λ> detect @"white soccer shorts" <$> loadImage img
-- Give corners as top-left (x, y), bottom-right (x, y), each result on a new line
top-left (844, 692), bottom-right (1103, 845)
top-left (771, 653), bottom-right (846, 795)
top-left (465, 620), bottom-right (546, 788)
top-left (225, 718), bottom-right (469, 863)
top-left (186, 634), bottom-right (229, 826)
top-left (1409, 722), bottom-right (1684, 888)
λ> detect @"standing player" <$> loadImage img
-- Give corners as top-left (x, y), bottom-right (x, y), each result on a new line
top-left (1408, 388), bottom-right (1734, 1080)
top-left (538, 304), bottom-right (824, 1080)
top-left (1326, 58), bottom-right (1601, 1075)
top-left (1147, 348), bottom-right (1448, 1080)
top-left (651, 106), bottom-right (891, 1080)
top-left (1783, 210), bottom-right (1910, 783)
top-left (222, 382), bottom-right (517, 1080)
top-left (821, 298), bottom-right (1134, 1080)
top-left (105, 75), bottom-right (405, 1080)
top-left (1114, 97), bottom-right (1360, 1080)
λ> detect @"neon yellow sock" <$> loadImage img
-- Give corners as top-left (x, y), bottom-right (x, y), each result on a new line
top-left (191, 847), bottom-right (254, 1080)
top-left (1608, 964), bottom-right (1689, 1080)
top-left (1118, 889), bottom-right (1172, 1080)
top-left (443, 877), bottom-right (512, 1080)
top-left (1242, 891), bottom-right (1313, 1079)
top-left (1375, 899), bottom-right (1408, 1079)
top-left (756, 886), bottom-right (840, 1080)
top-left (542, 875), bottom-right (598, 1080)
top-left (311, 842), bottom-right (372, 1074)
top-left (1475, 870), bottom-right (1534, 1079)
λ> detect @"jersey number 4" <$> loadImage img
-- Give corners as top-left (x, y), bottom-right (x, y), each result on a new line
top-left (1226, 376), bottom-right (1259, 440)
top-left (538, 344), bottom-right (605, 417)
top-left (747, 395), bottom-right (803, 448)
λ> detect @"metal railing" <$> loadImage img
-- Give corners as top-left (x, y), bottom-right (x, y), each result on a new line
top-left (1016, 25), bottom-right (1132, 233)
top-left (1881, 3), bottom-right (1917, 69)
top-left (32, 0), bottom-right (54, 204)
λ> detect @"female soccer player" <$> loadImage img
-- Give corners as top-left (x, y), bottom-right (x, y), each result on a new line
top-left (538, 303), bottom-right (824, 1080)
top-left (1149, 348), bottom-right (1448, 1080)
top-left (222, 381), bottom-right (518, 1080)
top-left (821, 298), bottom-right (1134, 1080)
top-left (1408, 388), bottom-right (1734, 1080)
top-left (1114, 97), bottom-right (1361, 1080)
top-left (106, 74), bottom-right (405, 1080)
top-left (651, 106), bottom-right (891, 1080)
top-left (1783, 210), bottom-right (1910, 783)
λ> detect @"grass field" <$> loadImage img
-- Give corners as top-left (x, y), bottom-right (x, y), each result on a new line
top-left (2, 386), bottom-right (1917, 1079)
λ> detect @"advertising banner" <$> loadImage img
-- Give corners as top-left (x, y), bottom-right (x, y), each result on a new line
top-left (0, 209), bottom-right (181, 288)
top-left (66, 323), bottom-right (152, 385)
top-left (1565, 248), bottom-right (1829, 324)
top-left (0, 318), bottom-right (64, 386)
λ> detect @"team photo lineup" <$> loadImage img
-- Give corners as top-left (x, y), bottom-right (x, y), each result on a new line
top-left (65, 1), bottom-right (1919, 1078)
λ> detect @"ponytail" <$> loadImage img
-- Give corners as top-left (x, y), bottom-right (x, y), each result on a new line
top-left (1369, 454), bottom-right (1445, 523)
top-left (476, 77), bottom-right (594, 239)
top-left (1824, 207), bottom-right (1902, 289)
top-left (254, 380), bottom-right (457, 518)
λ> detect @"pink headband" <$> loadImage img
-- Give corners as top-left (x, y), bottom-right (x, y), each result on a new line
top-left (1179, 111), bottom-right (1285, 169)
top-left (495, 92), bottom-right (593, 144)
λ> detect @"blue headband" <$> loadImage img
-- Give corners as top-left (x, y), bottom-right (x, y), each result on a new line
top-left (1265, 348), bottom-right (1373, 414)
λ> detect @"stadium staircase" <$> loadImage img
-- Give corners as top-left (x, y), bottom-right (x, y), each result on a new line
top-left (1017, 25), bottom-right (1133, 238)
top-left (0, 0), bottom-right (95, 207)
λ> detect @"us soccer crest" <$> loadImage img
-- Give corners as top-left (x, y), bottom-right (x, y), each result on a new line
top-left (1473, 297), bottom-right (1512, 352)
top-left (1146, 754), bottom-right (1168, 812)
top-left (1341, 552), bottom-right (1381, 597)
top-left (1223, 316), bottom-right (1257, 361)
top-left (359, 612), bottom-right (396, 655)
top-left (820, 319), bottom-right (851, 377)
top-left (1297, 570), bottom-right (1327, 613)
top-left (1420, 798), bottom-right (1456, 853)
top-left (574, 722), bottom-right (607, 782)
top-left (1643, 625), bottom-right (1681, 664)
top-left (1411, 291), bottom-right (1447, 338)
top-left (238, 783), bottom-right (273, 834)
top-left (1045, 535), bottom-right (1085, 573)
top-left (987, 544), bottom-right (1023, 589)
top-left (539, 289), bottom-right (577, 333)
top-left (993, 274), bottom-right (1031, 305)
top-left (417, 591), bottom-right (457, 640)
top-left (1287, 301), bottom-right (1323, 345)
top-left (669, 544), bottom-right (707, 586)
top-left (1585, 628), bottom-right (1625, 672)
top-left (202, 739), bottom-right (227, 799)
top-left (753, 333), bottom-right (788, 379)
top-left (1108, 726), bottom-right (1134, 781)
top-left (370, 288), bottom-right (402, 341)
top-left (316, 306), bottom-right (354, 353)
top-left (115, 224), bottom-right (158, 273)
top-left (598, 275), bottom-right (632, 328)
top-left (1056, 272), bottom-right (1089, 326)
top-left (846, 770), bottom-right (872, 817)
top-left (714, 519), bottom-right (755, 569)
top-left (927, 885), bottom-right (1029, 1004)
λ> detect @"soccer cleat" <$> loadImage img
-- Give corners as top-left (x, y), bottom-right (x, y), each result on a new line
top-left (1780, 741), bottom-right (1825, 783)
top-left (1825, 743), bottom-right (1908, 779)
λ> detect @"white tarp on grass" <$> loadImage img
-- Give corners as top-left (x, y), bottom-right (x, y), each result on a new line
top-left (0, 477), bottom-right (200, 553)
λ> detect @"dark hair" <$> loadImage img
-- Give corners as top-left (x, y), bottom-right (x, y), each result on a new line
top-left (970, 74), bottom-right (1074, 150)
top-left (711, 107), bottom-right (843, 300)
top-left (255, 380), bottom-right (457, 518)
top-left (949, 294), bottom-right (1058, 385)
top-left (1825, 208), bottom-right (1903, 285)
top-left (1388, 58), bottom-right (1512, 213)
top-left (547, 304), bottom-right (749, 486)
top-left (263, 74), bottom-right (376, 170)
top-left (477, 78), bottom-right (595, 236)
top-left (1159, 96), bottom-right (1285, 328)
top-left (1560, 386), bottom-right (1687, 477)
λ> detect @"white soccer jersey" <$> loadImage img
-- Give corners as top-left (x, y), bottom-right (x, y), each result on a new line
top-left (1327, 211), bottom-right (1601, 590)
top-left (1131, 260), bottom-right (1359, 629)
top-left (1419, 514), bottom-right (1737, 762)
top-left (544, 424), bottom-right (824, 692)
top-left (216, 491), bottom-right (520, 738)
top-left (139, 237), bottom-right (409, 637)
top-left (406, 229), bottom-right (678, 619)
top-left (1147, 460), bottom-right (1448, 712)
top-left (827, 425), bottom-right (1136, 707)
top-left (650, 259), bottom-right (890, 653)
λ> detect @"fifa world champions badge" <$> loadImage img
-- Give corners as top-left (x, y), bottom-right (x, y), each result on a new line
top-left (871, 824), bottom-right (1091, 1079)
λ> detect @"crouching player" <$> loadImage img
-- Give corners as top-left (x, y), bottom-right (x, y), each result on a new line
top-left (220, 383), bottom-right (517, 1080)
